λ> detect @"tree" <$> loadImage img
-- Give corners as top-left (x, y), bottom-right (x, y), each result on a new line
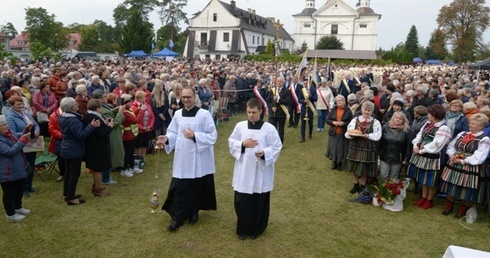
top-left (156, 24), bottom-right (181, 49)
top-left (78, 25), bottom-right (100, 51)
top-left (316, 36), bottom-right (344, 50)
top-left (404, 25), bottom-right (419, 57)
top-left (476, 42), bottom-right (490, 60)
top-left (158, 0), bottom-right (189, 40)
top-left (25, 7), bottom-right (69, 51)
top-left (424, 29), bottom-right (448, 60)
top-left (300, 41), bottom-right (308, 52)
top-left (29, 41), bottom-right (54, 61)
top-left (119, 11), bottom-right (154, 53)
top-left (437, 0), bottom-right (490, 62)
top-left (0, 43), bottom-right (13, 60)
top-left (1, 22), bottom-right (18, 37)
top-left (264, 39), bottom-right (274, 55)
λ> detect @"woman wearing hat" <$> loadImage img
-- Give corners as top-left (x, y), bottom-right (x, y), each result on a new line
top-left (382, 99), bottom-right (412, 125)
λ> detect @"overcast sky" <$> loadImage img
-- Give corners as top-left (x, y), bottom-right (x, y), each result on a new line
top-left (2, 0), bottom-right (490, 50)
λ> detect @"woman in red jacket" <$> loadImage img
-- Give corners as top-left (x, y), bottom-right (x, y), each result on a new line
top-left (32, 81), bottom-right (58, 137)
top-left (120, 94), bottom-right (144, 178)
top-left (48, 107), bottom-right (65, 182)
top-left (131, 91), bottom-right (155, 167)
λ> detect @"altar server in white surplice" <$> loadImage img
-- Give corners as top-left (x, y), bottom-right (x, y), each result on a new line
top-left (157, 87), bottom-right (217, 232)
top-left (228, 98), bottom-right (283, 241)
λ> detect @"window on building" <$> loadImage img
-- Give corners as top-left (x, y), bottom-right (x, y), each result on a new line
top-left (262, 37), bottom-right (264, 45)
top-left (360, 24), bottom-right (367, 28)
top-left (304, 23), bottom-right (311, 28)
top-left (223, 32), bottom-right (229, 42)
top-left (213, 13), bottom-right (217, 22)
top-left (331, 24), bottom-right (338, 35)
top-left (253, 36), bottom-right (255, 44)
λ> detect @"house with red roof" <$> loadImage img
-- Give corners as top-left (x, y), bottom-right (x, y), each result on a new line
top-left (9, 31), bottom-right (81, 51)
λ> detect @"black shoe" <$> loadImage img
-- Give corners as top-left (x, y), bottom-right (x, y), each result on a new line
top-left (67, 199), bottom-right (86, 206)
top-left (23, 191), bottom-right (30, 198)
top-left (167, 221), bottom-right (182, 232)
top-left (336, 162), bottom-right (342, 171)
top-left (189, 212), bottom-right (199, 225)
top-left (250, 235), bottom-right (257, 240)
top-left (239, 235), bottom-right (246, 240)
top-left (288, 124), bottom-right (294, 128)
top-left (64, 195), bottom-right (82, 201)
top-left (331, 162), bottom-right (338, 170)
top-left (349, 183), bottom-right (360, 194)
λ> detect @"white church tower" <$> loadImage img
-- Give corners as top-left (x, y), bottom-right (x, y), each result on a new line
top-left (305, 0), bottom-right (315, 8)
top-left (292, 0), bottom-right (381, 51)
top-left (359, 0), bottom-right (370, 7)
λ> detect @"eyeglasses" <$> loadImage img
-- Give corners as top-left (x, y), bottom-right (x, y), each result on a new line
top-left (182, 96), bottom-right (194, 99)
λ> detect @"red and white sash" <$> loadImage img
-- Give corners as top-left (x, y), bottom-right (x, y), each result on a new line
top-left (290, 84), bottom-right (301, 113)
top-left (317, 88), bottom-right (329, 111)
top-left (253, 88), bottom-right (268, 116)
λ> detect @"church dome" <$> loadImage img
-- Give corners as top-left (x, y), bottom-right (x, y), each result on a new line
top-left (357, 7), bottom-right (375, 14)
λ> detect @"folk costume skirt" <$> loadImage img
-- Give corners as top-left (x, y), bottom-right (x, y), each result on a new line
top-left (408, 153), bottom-right (440, 187)
top-left (440, 160), bottom-right (488, 204)
top-left (345, 137), bottom-right (378, 177)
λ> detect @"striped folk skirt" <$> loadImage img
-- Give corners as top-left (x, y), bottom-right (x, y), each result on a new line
top-left (440, 161), bottom-right (487, 204)
top-left (345, 137), bottom-right (378, 177)
top-left (408, 153), bottom-right (441, 187)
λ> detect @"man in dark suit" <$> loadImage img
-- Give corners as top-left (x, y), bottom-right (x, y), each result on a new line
top-left (287, 75), bottom-right (303, 128)
top-left (268, 77), bottom-right (291, 143)
top-left (338, 73), bottom-right (356, 100)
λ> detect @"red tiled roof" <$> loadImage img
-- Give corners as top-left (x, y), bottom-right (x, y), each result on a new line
top-left (9, 31), bottom-right (81, 50)
top-left (10, 31), bottom-right (29, 50)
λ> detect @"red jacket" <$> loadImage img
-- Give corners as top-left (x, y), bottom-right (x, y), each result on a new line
top-left (122, 106), bottom-right (144, 141)
top-left (32, 91), bottom-right (58, 114)
top-left (48, 108), bottom-right (62, 154)
top-left (48, 75), bottom-right (60, 93)
top-left (130, 101), bottom-right (155, 133)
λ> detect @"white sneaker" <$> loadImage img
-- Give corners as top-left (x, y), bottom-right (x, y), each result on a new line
top-left (120, 169), bottom-right (134, 178)
top-left (15, 208), bottom-right (30, 215)
top-left (131, 166), bottom-right (143, 174)
top-left (6, 214), bottom-right (25, 222)
top-left (102, 179), bottom-right (118, 185)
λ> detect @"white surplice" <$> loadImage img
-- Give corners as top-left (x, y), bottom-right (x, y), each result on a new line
top-left (228, 121), bottom-right (283, 194)
top-left (165, 108), bottom-right (217, 179)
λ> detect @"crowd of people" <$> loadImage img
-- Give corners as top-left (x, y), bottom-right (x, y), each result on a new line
top-left (0, 56), bottom-right (489, 237)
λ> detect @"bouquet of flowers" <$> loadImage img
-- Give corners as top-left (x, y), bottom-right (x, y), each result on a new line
top-left (374, 177), bottom-right (404, 205)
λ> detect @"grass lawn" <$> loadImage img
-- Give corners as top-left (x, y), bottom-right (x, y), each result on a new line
top-left (0, 113), bottom-right (489, 257)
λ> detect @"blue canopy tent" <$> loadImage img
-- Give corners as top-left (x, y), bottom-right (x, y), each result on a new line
top-left (153, 48), bottom-right (179, 57)
top-left (426, 59), bottom-right (443, 65)
top-left (413, 57), bottom-right (423, 63)
top-left (125, 50), bottom-right (148, 57)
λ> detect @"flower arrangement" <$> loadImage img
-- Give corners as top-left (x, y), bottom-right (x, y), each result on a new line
top-left (374, 177), bottom-right (404, 205)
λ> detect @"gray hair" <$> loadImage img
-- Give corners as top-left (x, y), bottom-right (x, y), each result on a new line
top-left (361, 101), bottom-right (375, 110)
top-left (60, 97), bottom-right (77, 112)
top-left (417, 84), bottom-right (429, 95)
top-left (75, 85), bottom-right (87, 94)
top-left (363, 90), bottom-right (374, 100)
top-left (91, 89), bottom-right (105, 99)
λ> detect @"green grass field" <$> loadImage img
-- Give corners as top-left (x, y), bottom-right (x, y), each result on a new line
top-left (0, 113), bottom-right (489, 257)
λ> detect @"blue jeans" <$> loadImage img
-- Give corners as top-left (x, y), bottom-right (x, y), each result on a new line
top-left (102, 169), bottom-right (111, 183)
top-left (317, 110), bottom-right (328, 129)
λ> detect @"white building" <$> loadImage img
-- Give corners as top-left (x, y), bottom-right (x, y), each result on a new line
top-left (183, 0), bottom-right (294, 59)
top-left (293, 0), bottom-right (381, 51)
